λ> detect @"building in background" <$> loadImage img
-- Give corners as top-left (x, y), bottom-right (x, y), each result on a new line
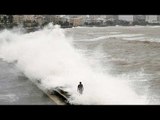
top-left (23, 15), bottom-right (35, 21)
top-left (145, 15), bottom-right (158, 23)
top-left (13, 15), bottom-right (24, 24)
top-left (118, 15), bottom-right (134, 22)
top-left (34, 15), bottom-right (45, 26)
top-left (132, 15), bottom-right (146, 25)
top-left (106, 15), bottom-right (118, 21)
top-left (133, 15), bottom-right (146, 22)
top-left (69, 16), bottom-right (84, 27)
top-left (1, 15), bottom-right (160, 28)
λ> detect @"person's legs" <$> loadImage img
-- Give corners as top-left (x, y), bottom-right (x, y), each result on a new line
top-left (80, 89), bottom-right (83, 94)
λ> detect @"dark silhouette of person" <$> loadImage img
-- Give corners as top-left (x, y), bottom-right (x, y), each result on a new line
top-left (77, 82), bottom-right (84, 94)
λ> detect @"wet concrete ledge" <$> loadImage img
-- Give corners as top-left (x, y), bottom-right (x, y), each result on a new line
top-left (46, 88), bottom-right (71, 105)
top-left (35, 79), bottom-right (71, 105)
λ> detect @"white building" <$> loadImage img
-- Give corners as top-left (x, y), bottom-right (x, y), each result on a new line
top-left (145, 15), bottom-right (158, 23)
top-left (13, 15), bottom-right (24, 24)
top-left (34, 15), bottom-right (45, 25)
top-left (23, 15), bottom-right (35, 21)
top-left (118, 15), bottom-right (134, 22)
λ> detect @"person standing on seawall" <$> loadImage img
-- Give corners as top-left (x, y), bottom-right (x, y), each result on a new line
top-left (77, 82), bottom-right (84, 95)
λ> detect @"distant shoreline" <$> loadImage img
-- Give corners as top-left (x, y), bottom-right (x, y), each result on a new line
top-left (1, 23), bottom-right (160, 31)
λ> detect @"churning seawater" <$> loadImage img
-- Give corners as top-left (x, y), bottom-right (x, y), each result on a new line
top-left (0, 24), bottom-right (160, 104)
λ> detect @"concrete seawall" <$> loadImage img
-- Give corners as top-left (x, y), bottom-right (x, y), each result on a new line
top-left (46, 89), bottom-right (71, 105)
top-left (35, 79), bottom-right (70, 105)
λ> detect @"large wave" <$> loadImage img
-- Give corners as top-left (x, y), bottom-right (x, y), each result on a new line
top-left (0, 23), bottom-right (146, 104)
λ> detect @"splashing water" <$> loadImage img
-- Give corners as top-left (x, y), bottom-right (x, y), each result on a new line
top-left (0, 23), bottom-right (146, 104)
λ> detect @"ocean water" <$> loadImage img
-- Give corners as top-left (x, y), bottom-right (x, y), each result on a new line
top-left (0, 24), bottom-right (160, 104)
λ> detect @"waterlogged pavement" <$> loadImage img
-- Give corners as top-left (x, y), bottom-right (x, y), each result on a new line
top-left (0, 59), bottom-right (54, 105)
